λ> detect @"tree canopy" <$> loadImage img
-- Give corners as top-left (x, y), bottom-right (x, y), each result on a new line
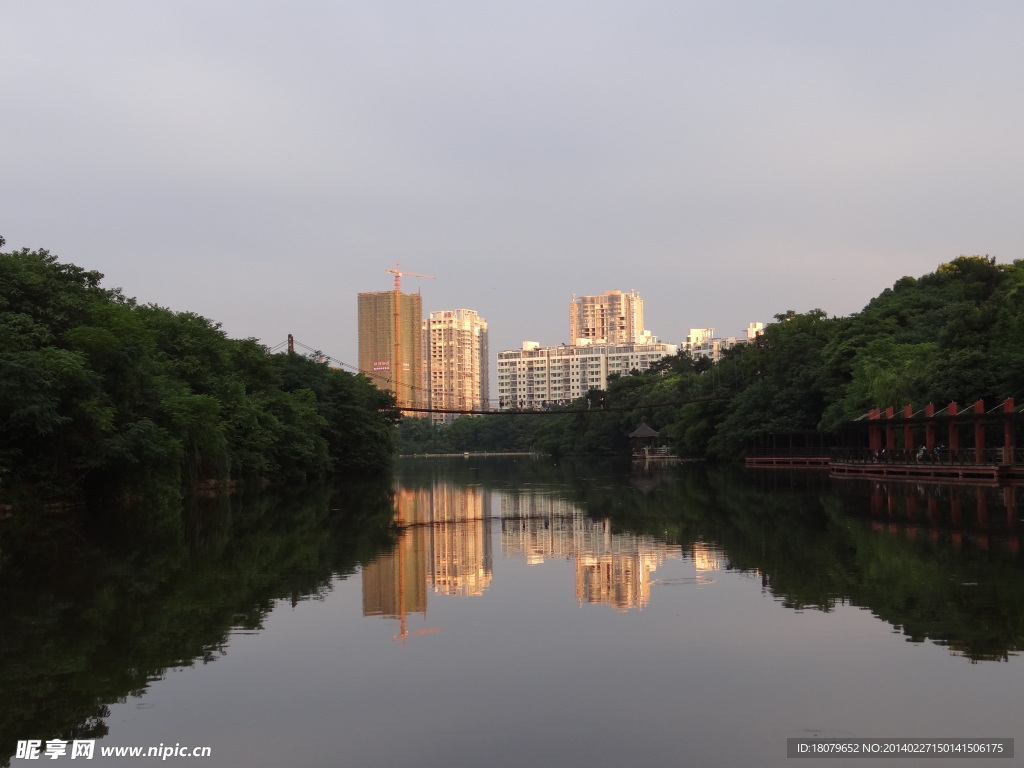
top-left (1, 244), bottom-right (398, 506)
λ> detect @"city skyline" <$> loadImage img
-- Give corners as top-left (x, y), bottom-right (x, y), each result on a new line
top-left (360, 285), bottom-right (714, 410)
top-left (4, 2), bottom-right (1022, 378)
top-left (374, 285), bottom-right (754, 409)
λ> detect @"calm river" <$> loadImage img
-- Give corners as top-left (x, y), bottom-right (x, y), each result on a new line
top-left (3, 458), bottom-right (1023, 767)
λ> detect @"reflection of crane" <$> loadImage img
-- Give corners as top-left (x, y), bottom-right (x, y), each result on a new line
top-left (385, 264), bottom-right (435, 408)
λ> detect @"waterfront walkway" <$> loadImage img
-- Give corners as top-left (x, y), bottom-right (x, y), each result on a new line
top-left (747, 397), bottom-right (1024, 484)
top-left (830, 450), bottom-right (1024, 483)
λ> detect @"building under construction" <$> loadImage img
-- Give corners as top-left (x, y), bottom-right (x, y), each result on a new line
top-left (357, 290), bottom-right (423, 409)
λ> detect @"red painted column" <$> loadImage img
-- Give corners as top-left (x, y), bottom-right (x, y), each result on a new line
top-left (1004, 398), bottom-right (1016, 465)
top-left (973, 400), bottom-right (985, 463)
top-left (947, 402), bottom-right (959, 460)
top-left (924, 403), bottom-right (936, 451)
top-left (903, 405), bottom-right (913, 456)
top-left (885, 407), bottom-right (895, 453)
top-left (868, 408), bottom-right (882, 455)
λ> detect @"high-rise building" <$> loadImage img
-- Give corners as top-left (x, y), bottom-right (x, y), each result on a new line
top-left (358, 290), bottom-right (423, 408)
top-left (569, 289), bottom-right (647, 345)
top-left (423, 309), bottom-right (489, 424)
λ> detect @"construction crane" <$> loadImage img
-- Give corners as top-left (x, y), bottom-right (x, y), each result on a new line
top-left (385, 263), bottom-right (435, 408)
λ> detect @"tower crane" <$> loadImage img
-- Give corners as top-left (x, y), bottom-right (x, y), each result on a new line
top-left (385, 264), bottom-right (435, 409)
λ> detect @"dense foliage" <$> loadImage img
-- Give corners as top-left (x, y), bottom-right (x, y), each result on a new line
top-left (399, 256), bottom-right (1024, 458)
top-left (0, 243), bottom-right (399, 505)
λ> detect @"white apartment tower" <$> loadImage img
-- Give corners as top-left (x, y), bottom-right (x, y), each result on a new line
top-left (423, 309), bottom-right (489, 425)
top-left (569, 290), bottom-right (647, 345)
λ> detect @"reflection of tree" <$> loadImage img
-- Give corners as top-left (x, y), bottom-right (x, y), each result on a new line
top-left (398, 458), bottom-right (1024, 660)
top-left (0, 479), bottom-right (395, 766)
top-left (575, 465), bottom-right (1024, 662)
top-left (408, 458), bottom-right (1024, 661)
top-left (11, 457), bottom-right (1019, 767)
top-left (818, 480), bottom-right (1023, 662)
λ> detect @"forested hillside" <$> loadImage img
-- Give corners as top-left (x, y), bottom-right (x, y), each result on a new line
top-left (5, 244), bottom-right (1020, 497)
top-left (1, 241), bottom-right (398, 506)
top-left (399, 256), bottom-right (1024, 458)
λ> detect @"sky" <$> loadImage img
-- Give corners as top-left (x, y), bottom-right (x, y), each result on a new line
top-left (4, 1), bottom-right (1023, 392)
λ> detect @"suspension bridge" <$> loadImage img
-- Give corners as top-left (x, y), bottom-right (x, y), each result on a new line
top-left (265, 335), bottom-right (722, 416)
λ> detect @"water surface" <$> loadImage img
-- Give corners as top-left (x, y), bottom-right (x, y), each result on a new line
top-left (3, 459), bottom-right (1022, 766)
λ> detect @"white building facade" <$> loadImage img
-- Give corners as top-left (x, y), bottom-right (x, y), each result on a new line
top-left (569, 289), bottom-right (649, 345)
top-left (496, 340), bottom-right (678, 410)
top-left (682, 322), bottom-right (763, 363)
top-left (423, 309), bottom-right (489, 424)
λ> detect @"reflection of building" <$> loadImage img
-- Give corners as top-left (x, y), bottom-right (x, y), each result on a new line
top-left (361, 529), bottom-right (427, 619)
top-left (692, 542), bottom-right (722, 573)
top-left (424, 484), bottom-right (493, 596)
top-left (575, 551), bottom-right (664, 611)
top-left (361, 482), bottom-right (494, 638)
top-left (357, 290), bottom-right (424, 408)
top-left (500, 493), bottom-right (682, 611)
top-left (423, 309), bottom-right (489, 425)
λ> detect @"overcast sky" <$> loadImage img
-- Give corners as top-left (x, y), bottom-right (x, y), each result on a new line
top-left (5, 1), bottom-right (1023, 395)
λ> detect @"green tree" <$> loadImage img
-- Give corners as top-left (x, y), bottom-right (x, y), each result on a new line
top-left (1, 244), bottom-right (401, 506)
